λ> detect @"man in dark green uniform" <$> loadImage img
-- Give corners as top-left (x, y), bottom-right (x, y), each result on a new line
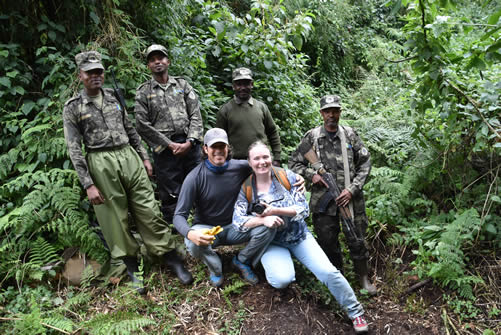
top-left (63, 51), bottom-right (192, 293)
top-left (215, 67), bottom-right (281, 166)
top-left (289, 95), bottom-right (377, 295)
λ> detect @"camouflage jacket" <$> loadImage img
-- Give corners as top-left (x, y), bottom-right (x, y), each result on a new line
top-left (134, 76), bottom-right (203, 153)
top-left (63, 88), bottom-right (149, 189)
top-left (288, 125), bottom-right (371, 216)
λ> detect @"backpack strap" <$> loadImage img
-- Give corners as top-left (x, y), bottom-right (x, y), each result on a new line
top-left (242, 174), bottom-right (255, 203)
top-left (271, 167), bottom-right (291, 191)
top-left (241, 167), bottom-right (291, 204)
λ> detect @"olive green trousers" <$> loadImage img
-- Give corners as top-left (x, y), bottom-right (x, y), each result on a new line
top-left (87, 145), bottom-right (177, 259)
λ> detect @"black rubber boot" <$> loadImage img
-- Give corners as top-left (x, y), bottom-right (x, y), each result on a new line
top-left (353, 260), bottom-right (377, 295)
top-left (330, 252), bottom-right (344, 275)
top-left (123, 257), bottom-right (146, 295)
top-left (164, 251), bottom-right (193, 285)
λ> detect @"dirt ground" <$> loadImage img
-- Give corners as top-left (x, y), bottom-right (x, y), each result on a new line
top-left (63, 244), bottom-right (499, 334)
top-left (238, 282), bottom-right (442, 335)
top-left (166, 251), bottom-right (447, 335)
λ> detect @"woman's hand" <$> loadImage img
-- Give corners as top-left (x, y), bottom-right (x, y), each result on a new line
top-left (261, 215), bottom-right (284, 229)
top-left (256, 202), bottom-right (274, 217)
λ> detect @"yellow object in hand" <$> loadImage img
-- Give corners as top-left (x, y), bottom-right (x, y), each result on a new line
top-left (204, 225), bottom-right (224, 236)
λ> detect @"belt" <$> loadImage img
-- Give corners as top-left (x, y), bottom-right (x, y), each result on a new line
top-left (87, 144), bottom-right (128, 153)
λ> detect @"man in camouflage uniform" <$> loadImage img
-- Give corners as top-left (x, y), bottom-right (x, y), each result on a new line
top-left (288, 95), bottom-right (376, 295)
top-left (135, 44), bottom-right (203, 231)
top-left (63, 51), bottom-right (192, 293)
top-left (215, 67), bottom-right (281, 165)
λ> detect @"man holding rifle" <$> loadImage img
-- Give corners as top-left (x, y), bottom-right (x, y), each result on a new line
top-left (289, 95), bottom-right (376, 295)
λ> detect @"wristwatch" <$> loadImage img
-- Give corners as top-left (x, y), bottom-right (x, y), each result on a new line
top-left (188, 138), bottom-right (197, 146)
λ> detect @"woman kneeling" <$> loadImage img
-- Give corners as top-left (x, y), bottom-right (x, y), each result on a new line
top-left (232, 141), bottom-right (369, 334)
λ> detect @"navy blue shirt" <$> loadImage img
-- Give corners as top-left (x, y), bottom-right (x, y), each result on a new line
top-left (173, 159), bottom-right (252, 237)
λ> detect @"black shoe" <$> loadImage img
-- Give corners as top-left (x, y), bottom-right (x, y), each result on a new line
top-left (123, 257), bottom-right (146, 295)
top-left (164, 251), bottom-right (193, 285)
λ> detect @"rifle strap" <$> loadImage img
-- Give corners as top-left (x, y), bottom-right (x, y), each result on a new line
top-left (338, 126), bottom-right (355, 218)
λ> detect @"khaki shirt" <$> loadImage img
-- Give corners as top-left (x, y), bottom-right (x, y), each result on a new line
top-left (63, 88), bottom-right (148, 189)
top-left (288, 125), bottom-right (371, 216)
top-left (134, 77), bottom-right (203, 153)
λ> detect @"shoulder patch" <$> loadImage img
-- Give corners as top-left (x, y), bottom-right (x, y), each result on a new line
top-left (64, 95), bottom-right (81, 107)
top-left (173, 76), bottom-right (186, 82)
top-left (136, 81), bottom-right (149, 91)
top-left (310, 126), bottom-right (323, 137)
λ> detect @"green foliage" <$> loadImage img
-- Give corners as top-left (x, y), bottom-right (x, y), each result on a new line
top-left (139, 0), bottom-right (320, 151)
top-left (0, 168), bottom-right (108, 286)
top-left (219, 300), bottom-right (249, 335)
top-left (400, 0), bottom-right (500, 173)
top-left (221, 274), bottom-right (248, 308)
top-left (445, 294), bottom-right (481, 321)
top-left (284, 0), bottom-right (401, 91)
top-left (0, 0), bottom-right (499, 332)
top-left (84, 311), bottom-right (156, 335)
top-left (405, 209), bottom-right (484, 298)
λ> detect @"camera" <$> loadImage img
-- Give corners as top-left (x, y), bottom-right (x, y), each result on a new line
top-left (248, 201), bottom-right (266, 214)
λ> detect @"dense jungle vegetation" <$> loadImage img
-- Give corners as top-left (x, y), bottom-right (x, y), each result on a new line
top-left (0, 0), bottom-right (499, 334)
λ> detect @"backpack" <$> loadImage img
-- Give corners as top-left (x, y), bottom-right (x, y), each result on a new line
top-left (241, 167), bottom-right (291, 203)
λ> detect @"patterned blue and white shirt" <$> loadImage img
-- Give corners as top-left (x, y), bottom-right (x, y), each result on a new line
top-left (233, 169), bottom-right (310, 245)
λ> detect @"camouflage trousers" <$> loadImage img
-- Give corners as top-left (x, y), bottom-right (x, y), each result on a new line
top-left (87, 145), bottom-right (178, 259)
top-left (312, 212), bottom-right (369, 272)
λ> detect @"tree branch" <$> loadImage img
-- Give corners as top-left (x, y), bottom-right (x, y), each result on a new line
top-left (384, 55), bottom-right (418, 63)
top-left (419, 0), bottom-right (427, 44)
top-left (443, 77), bottom-right (501, 140)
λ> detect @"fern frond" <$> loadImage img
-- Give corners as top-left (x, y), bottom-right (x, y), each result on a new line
top-left (0, 148), bottom-right (19, 180)
top-left (42, 315), bottom-right (76, 333)
top-left (30, 237), bottom-right (61, 266)
top-left (62, 291), bottom-right (92, 311)
top-left (413, 209), bottom-right (485, 298)
top-left (84, 311), bottom-right (156, 335)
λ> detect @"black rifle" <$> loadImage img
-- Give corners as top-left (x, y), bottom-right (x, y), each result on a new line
top-left (315, 169), bottom-right (361, 241)
top-left (110, 68), bottom-right (127, 112)
top-left (300, 147), bottom-right (363, 244)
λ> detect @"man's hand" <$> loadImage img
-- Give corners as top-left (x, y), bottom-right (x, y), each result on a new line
top-left (293, 174), bottom-right (306, 193)
top-left (172, 142), bottom-right (192, 156)
top-left (86, 185), bottom-right (105, 205)
top-left (312, 174), bottom-right (329, 188)
top-left (187, 229), bottom-right (216, 246)
top-left (336, 189), bottom-right (352, 207)
top-left (143, 159), bottom-right (153, 177)
top-left (168, 142), bottom-right (181, 154)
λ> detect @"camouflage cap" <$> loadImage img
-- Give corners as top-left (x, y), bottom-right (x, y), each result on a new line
top-left (204, 128), bottom-right (229, 147)
top-left (319, 95), bottom-right (342, 110)
top-left (75, 51), bottom-right (104, 72)
top-left (146, 44), bottom-right (168, 60)
top-left (232, 67), bottom-right (253, 81)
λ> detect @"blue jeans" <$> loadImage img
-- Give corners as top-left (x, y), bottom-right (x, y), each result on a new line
top-left (261, 232), bottom-right (364, 319)
top-left (185, 223), bottom-right (275, 277)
